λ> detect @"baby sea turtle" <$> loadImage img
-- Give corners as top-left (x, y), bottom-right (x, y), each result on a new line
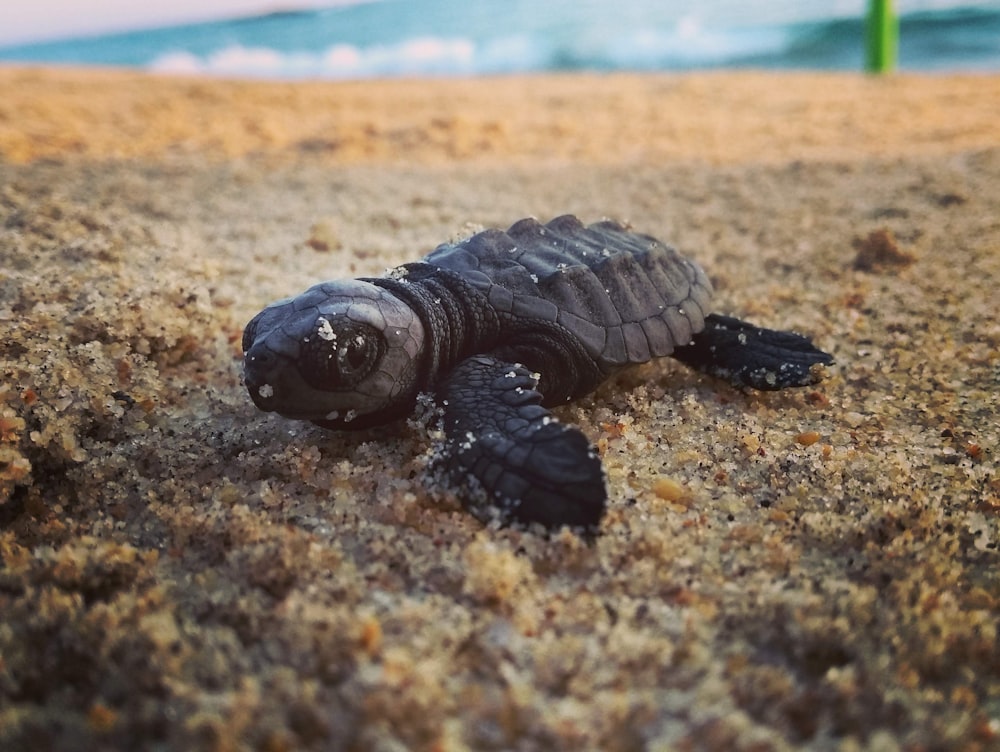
top-left (243, 215), bottom-right (832, 532)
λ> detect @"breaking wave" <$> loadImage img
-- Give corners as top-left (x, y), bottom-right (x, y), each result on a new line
top-left (2, 2), bottom-right (999, 77)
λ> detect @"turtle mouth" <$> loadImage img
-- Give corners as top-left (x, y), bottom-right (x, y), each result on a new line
top-left (243, 353), bottom-right (310, 418)
top-left (245, 379), bottom-right (276, 413)
top-left (243, 350), bottom-right (277, 410)
top-left (242, 354), bottom-right (371, 423)
top-left (243, 368), bottom-right (281, 415)
top-left (244, 381), bottom-right (328, 421)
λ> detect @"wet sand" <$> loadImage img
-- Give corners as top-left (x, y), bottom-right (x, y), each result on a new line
top-left (1, 67), bottom-right (998, 750)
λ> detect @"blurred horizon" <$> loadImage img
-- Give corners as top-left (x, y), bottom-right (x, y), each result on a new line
top-left (2, 0), bottom-right (999, 77)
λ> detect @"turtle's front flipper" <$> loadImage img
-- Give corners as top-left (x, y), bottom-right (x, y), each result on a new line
top-left (431, 355), bottom-right (606, 532)
top-left (673, 313), bottom-right (833, 390)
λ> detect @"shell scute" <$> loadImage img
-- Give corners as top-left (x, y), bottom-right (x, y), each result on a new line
top-left (640, 316), bottom-right (675, 358)
top-left (622, 321), bottom-right (652, 363)
top-left (556, 309), bottom-right (607, 355)
top-left (537, 264), bottom-right (623, 327)
top-left (663, 306), bottom-right (694, 349)
top-left (486, 284), bottom-right (515, 314)
top-left (602, 325), bottom-right (628, 365)
top-left (510, 294), bottom-right (559, 323)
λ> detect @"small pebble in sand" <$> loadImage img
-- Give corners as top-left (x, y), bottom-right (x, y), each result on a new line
top-left (305, 219), bottom-right (342, 252)
top-left (852, 228), bottom-right (915, 272)
top-left (795, 430), bottom-right (821, 446)
top-left (652, 477), bottom-right (690, 504)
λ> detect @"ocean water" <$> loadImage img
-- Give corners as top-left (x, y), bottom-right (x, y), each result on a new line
top-left (2, 0), bottom-right (999, 78)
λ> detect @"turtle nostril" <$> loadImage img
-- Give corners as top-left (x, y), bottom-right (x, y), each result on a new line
top-left (247, 346), bottom-right (272, 366)
top-left (243, 345), bottom-right (275, 386)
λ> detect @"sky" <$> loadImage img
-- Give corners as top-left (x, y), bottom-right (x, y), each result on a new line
top-left (0, 0), bottom-right (989, 48)
top-left (0, 1), bottom-right (345, 46)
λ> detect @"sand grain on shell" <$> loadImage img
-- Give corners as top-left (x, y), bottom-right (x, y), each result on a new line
top-left (1, 68), bottom-right (998, 750)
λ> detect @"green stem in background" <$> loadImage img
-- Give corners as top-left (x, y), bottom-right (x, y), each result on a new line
top-left (866, 0), bottom-right (898, 73)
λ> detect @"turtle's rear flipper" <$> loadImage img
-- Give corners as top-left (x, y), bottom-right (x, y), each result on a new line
top-left (673, 313), bottom-right (833, 390)
top-left (431, 355), bottom-right (606, 532)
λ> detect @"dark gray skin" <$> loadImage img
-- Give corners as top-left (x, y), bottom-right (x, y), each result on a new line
top-left (243, 215), bottom-right (833, 532)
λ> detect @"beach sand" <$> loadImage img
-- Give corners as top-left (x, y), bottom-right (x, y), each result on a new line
top-left (1, 67), bottom-right (998, 750)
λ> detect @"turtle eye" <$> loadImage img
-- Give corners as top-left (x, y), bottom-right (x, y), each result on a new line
top-left (337, 332), bottom-right (378, 380)
top-left (300, 316), bottom-right (384, 390)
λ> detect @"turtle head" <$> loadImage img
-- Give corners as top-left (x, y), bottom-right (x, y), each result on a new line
top-left (242, 280), bottom-right (425, 429)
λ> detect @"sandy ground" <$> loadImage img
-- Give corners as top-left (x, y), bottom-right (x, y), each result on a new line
top-left (1, 67), bottom-right (998, 751)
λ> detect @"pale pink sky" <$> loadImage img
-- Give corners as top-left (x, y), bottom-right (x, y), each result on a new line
top-left (0, 1), bottom-right (341, 46)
